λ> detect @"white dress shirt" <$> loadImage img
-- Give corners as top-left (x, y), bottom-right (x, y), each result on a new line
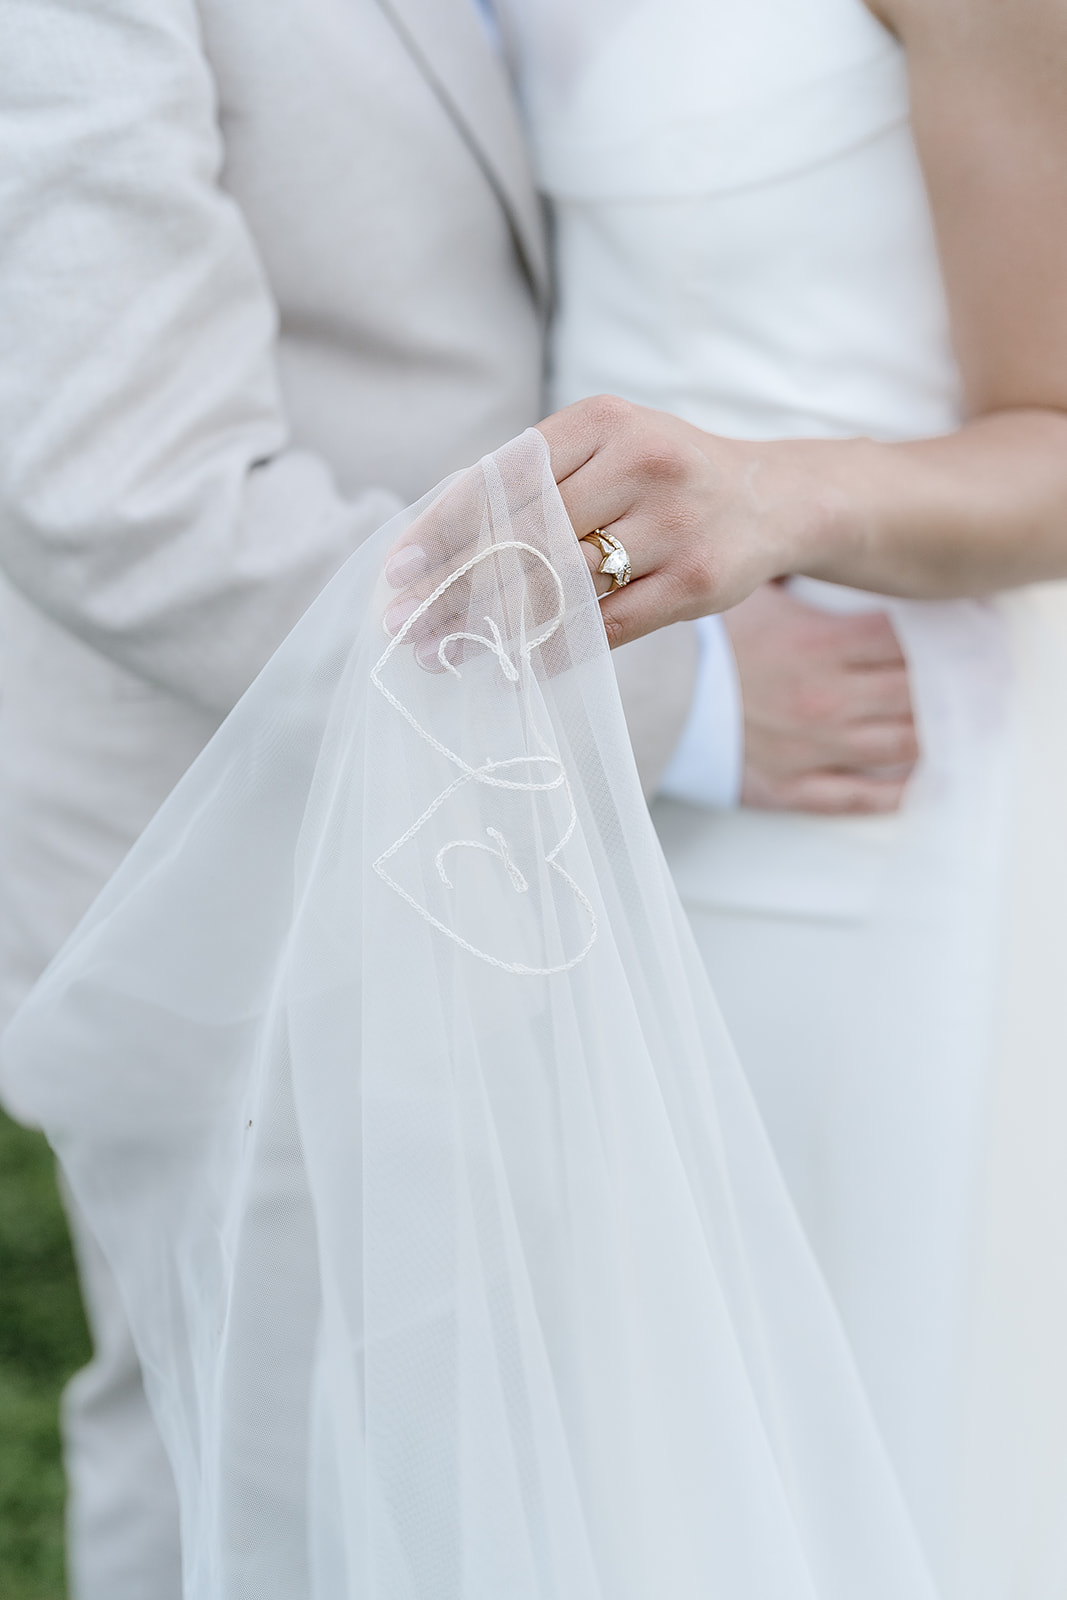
top-left (658, 615), bottom-right (744, 808)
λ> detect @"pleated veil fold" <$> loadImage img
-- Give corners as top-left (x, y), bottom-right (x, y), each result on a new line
top-left (2, 431), bottom-right (937, 1600)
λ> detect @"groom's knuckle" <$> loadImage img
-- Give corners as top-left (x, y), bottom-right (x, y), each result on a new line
top-left (858, 723), bottom-right (917, 764)
top-left (791, 777), bottom-right (837, 813)
top-left (888, 725), bottom-right (920, 763)
top-left (865, 782), bottom-right (905, 814)
top-left (854, 781), bottom-right (905, 814)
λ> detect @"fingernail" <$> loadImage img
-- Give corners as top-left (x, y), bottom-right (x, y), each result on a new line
top-left (384, 545), bottom-right (429, 587)
top-left (383, 595), bottom-right (420, 636)
top-left (416, 637), bottom-right (444, 671)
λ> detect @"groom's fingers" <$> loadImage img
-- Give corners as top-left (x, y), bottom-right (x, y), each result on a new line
top-left (745, 769), bottom-right (911, 814)
top-left (725, 582), bottom-right (918, 815)
top-left (791, 772), bottom-right (912, 814)
top-left (821, 717), bottom-right (920, 769)
top-left (847, 668), bottom-right (913, 721)
top-left (834, 612), bottom-right (908, 669)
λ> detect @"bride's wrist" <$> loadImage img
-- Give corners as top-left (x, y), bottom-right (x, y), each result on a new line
top-left (705, 433), bottom-right (879, 590)
top-left (779, 435), bottom-right (889, 586)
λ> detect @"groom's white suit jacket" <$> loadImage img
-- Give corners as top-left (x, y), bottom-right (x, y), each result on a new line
top-left (0, 0), bottom-right (698, 1026)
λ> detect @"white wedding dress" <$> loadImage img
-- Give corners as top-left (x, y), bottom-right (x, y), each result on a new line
top-left (500, 0), bottom-right (1067, 1594)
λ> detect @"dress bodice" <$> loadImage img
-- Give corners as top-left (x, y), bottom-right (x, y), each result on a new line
top-left (503, 0), bottom-right (961, 442)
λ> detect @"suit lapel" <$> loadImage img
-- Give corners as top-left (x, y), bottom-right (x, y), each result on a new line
top-left (376, 0), bottom-right (550, 307)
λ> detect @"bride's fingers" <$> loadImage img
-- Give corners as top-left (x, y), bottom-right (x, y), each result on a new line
top-left (577, 526), bottom-right (645, 598)
top-left (595, 566), bottom-right (696, 648)
top-left (382, 526), bottom-right (506, 639)
top-left (536, 395), bottom-right (633, 487)
top-left (549, 443), bottom-right (712, 606)
top-left (381, 429), bottom-right (683, 661)
top-left (381, 463), bottom-right (499, 597)
top-left (386, 520), bottom-right (666, 660)
top-left (552, 453), bottom-right (661, 597)
top-left (381, 545), bottom-right (572, 676)
top-left (539, 397), bottom-right (714, 563)
top-left (383, 528), bottom-right (480, 605)
top-left (382, 570), bottom-right (473, 637)
top-left (556, 468), bottom-right (642, 570)
top-left (382, 541), bottom-right (432, 589)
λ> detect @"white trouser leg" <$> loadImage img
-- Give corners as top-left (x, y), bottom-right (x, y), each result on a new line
top-left (60, 1185), bottom-right (182, 1600)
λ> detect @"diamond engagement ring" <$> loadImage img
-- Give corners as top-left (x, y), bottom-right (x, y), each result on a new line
top-left (580, 529), bottom-right (632, 593)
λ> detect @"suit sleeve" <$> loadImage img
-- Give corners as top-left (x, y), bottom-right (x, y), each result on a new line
top-left (0, 0), bottom-right (401, 714)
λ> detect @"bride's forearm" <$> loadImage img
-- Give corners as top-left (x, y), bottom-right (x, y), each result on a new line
top-left (537, 396), bottom-right (1067, 648)
top-left (790, 408), bottom-right (1067, 598)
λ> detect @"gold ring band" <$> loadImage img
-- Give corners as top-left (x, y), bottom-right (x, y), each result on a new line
top-left (580, 529), bottom-right (632, 592)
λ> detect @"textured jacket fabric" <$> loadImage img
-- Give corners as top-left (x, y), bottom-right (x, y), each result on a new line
top-left (0, 8), bottom-right (693, 1594)
top-left (0, 0), bottom-right (695, 1028)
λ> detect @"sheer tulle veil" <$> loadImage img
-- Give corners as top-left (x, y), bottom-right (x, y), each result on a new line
top-left (1, 432), bottom-right (938, 1598)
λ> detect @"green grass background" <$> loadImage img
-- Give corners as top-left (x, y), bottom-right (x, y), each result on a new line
top-left (0, 1106), bottom-right (90, 1600)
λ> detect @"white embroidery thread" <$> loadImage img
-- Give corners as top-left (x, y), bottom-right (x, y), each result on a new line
top-left (371, 541), bottom-right (598, 976)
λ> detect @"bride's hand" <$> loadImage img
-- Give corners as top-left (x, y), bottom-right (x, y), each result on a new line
top-left (536, 395), bottom-right (838, 648)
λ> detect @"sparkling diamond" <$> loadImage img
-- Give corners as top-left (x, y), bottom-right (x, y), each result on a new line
top-left (600, 549), bottom-right (631, 582)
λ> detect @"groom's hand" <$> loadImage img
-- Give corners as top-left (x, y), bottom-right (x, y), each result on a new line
top-left (727, 584), bottom-right (918, 815)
